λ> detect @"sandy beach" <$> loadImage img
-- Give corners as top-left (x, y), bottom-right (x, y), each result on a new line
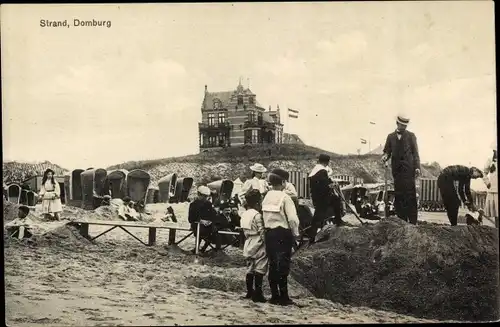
top-left (4, 202), bottom-right (474, 325)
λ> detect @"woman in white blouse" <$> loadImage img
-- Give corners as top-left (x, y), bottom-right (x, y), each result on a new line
top-left (483, 141), bottom-right (498, 227)
top-left (238, 163), bottom-right (269, 206)
top-left (38, 169), bottom-right (63, 220)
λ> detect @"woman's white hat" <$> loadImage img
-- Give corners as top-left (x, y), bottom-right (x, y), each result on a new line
top-left (396, 114), bottom-right (410, 125)
top-left (197, 185), bottom-right (211, 196)
top-left (249, 163), bottom-right (267, 173)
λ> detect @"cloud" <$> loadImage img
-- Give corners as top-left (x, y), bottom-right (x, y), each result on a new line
top-left (4, 58), bottom-right (205, 168)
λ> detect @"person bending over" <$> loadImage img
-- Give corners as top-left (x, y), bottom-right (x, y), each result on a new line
top-left (437, 165), bottom-right (483, 226)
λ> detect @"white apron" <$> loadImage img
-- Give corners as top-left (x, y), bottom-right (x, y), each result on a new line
top-left (483, 158), bottom-right (498, 218)
top-left (39, 181), bottom-right (63, 214)
top-left (241, 208), bottom-right (266, 259)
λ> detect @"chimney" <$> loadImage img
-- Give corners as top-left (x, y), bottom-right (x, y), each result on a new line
top-left (205, 85), bottom-right (207, 93)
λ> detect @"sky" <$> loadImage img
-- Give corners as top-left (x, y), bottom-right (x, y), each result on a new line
top-left (2, 2), bottom-right (497, 186)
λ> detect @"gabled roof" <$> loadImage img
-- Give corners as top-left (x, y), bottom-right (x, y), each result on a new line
top-left (202, 91), bottom-right (234, 110)
top-left (202, 83), bottom-right (258, 110)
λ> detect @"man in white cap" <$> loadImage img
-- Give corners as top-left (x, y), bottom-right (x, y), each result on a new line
top-left (381, 114), bottom-right (421, 224)
top-left (188, 185), bottom-right (219, 253)
top-left (239, 163), bottom-right (269, 206)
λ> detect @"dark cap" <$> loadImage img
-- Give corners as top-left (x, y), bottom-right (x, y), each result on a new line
top-left (271, 168), bottom-right (290, 181)
top-left (318, 154), bottom-right (331, 163)
top-left (268, 173), bottom-right (284, 186)
top-left (123, 196), bottom-right (131, 203)
top-left (18, 205), bottom-right (30, 213)
top-left (245, 189), bottom-right (262, 207)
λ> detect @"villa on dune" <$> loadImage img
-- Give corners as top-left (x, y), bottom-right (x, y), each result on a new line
top-left (198, 81), bottom-right (285, 151)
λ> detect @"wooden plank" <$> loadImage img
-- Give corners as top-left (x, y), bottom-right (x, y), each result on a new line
top-left (72, 220), bottom-right (191, 231)
top-left (148, 227), bottom-right (157, 246)
top-left (217, 231), bottom-right (240, 236)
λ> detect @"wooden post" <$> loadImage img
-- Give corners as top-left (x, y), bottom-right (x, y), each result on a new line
top-left (384, 164), bottom-right (389, 219)
top-left (168, 228), bottom-right (176, 245)
top-left (80, 223), bottom-right (90, 239)
top-left (215, 231), bottom-right (222, 251)
top-left (195, 223), bottom-right (201, 255)
top-left (148, 227), bottom-right (157, 246)
top-left (239, 230), bottom-right (245, 250)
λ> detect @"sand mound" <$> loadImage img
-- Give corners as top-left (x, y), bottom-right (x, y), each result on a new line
top-left (4, 199), bottom-right (23, 221)
top-left (25, 223), bottom-right (94, 248)
top-left (291, 217), bottom-right (499, 321)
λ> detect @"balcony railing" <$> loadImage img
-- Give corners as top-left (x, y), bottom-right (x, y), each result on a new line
top-left (243, 120), bottom-right (275, 129)
top-left (198, 122), bottom-right (231, 130)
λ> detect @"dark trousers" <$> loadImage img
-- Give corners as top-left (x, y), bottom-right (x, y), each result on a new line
top-left (265, 227), bottom-right (294, 286)
top-left (393, 172), bottom-right (418, 224)
top-left (308, 204), bottom-right (328, 240)
top-left (438, 175), bottom-right (460, 226)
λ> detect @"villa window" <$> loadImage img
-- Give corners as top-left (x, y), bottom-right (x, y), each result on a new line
top-left (252, 130), bottom-right (259, 144)
top-left (208, 113), bottom-right (215, 126)
top-left (218, 112), bottom-right (226, 125)
top-left (237, 96), bottom-right (244, 106)
top-left (249, 97), bottom-right (254, 105)
top-left (244, 130), bottom-right (252, 144)
top-left (208, 136), bottom-right (217, 146)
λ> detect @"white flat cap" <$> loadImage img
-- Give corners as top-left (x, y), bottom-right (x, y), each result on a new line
top-left (197, 186), bottom-right (211, 196)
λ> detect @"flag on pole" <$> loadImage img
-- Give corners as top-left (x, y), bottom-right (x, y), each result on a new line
top-left (288, 108), bottom-right (299, 119)
top-left (370, 121), bottom-right (376, 125)
top-left (360, 138), bottom-right (367, 144)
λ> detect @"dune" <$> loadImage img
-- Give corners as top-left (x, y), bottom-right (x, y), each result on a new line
top-left (291, 218), bottom-right (500, 322)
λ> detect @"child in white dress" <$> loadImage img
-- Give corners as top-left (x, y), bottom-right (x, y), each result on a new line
top-left (240, 189), bottom-right (267, 303)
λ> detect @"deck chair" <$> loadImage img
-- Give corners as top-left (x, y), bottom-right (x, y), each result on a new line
top-left (195, 215), bottom-right (242, 253)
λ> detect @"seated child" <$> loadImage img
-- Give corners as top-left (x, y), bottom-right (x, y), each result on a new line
top-left (240, 189), bottom-right (267, 303)
top-left (162, 206), bottom-right (177, 223)
top-left (7, 205), bottom-right (33, 239)
top-left (118, 197), bottom-right (139, 221)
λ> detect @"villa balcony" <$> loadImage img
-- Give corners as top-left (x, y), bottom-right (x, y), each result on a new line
top-left (198, 122), bottom-right (231, 131)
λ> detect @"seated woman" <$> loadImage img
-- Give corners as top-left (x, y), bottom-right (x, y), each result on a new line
top-left (216, 199), bottom-right (242, 248)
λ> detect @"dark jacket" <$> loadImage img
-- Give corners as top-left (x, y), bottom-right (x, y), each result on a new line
top-left (439, 165), bottom-right (473, 204)
top-left (383, 130), bottom-right (421, 176)
top-left (309, 169), bottom-right (332, 208)
top-left (188, 198), bottom-right (218, 225)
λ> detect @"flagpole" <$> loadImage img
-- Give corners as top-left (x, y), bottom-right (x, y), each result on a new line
top-left (369, 121), bottom-right (376, 153)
